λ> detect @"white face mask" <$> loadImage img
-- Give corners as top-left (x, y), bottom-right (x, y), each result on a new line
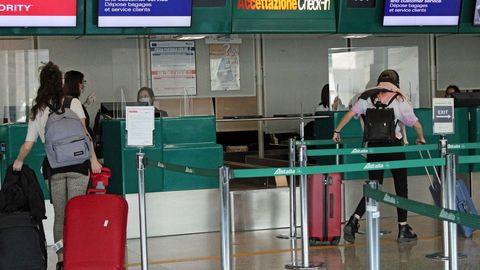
top-left (139, 97), bottom-right (152, 105)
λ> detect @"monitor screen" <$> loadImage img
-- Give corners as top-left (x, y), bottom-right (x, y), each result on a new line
top-left (0, 0), bottom-right (76, 27)
top-left (451, 92), bottom-right (480, 108)
top-left (100, 102), bottom-right (148, 119)
top-left (474, 0), bottom-right (480, 26)
top-left (98, 0), bottom-right (192, 27)
top-left (383, 0), bottom-right (461, 26)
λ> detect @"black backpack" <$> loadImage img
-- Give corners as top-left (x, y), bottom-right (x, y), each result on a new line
top-left (363, 93), bottom-right (400, 143)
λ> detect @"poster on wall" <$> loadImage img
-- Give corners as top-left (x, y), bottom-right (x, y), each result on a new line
top-left (209, 44), bottom-right (240, 91)
top-left (0, 0), bottom-right (76, 27)
top-left (98, 0), bottom-right (191, 27)
top-left (383, 0), bottom-right (461, 26)
top-left (150, 41), bottom-right (196, 96)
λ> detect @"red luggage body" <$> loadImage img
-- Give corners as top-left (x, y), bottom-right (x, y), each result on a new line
top-left (63, 194), bottom-right (128, 270)
top-left (308, 173), bottom-right (341, 245)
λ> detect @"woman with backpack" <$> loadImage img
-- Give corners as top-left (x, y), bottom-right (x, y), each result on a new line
top-left (12, 61), bottom-right (102, 270)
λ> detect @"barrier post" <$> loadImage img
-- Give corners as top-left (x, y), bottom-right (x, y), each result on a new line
top-left (278, 138), bottom-right (299, 240)
top-left (366, 181), bottom-right (380, 270)
top-left (220, 166), bottom-right (232, 270)
top-left (136, 150), bottom-right (149, 270)
top-left (286, 143), bottom-right (324, 269)
top-left (446, 154), bottom-right (459, 269)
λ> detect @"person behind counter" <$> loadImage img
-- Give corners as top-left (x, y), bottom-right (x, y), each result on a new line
top-left (137, 87), bottom-right (168, 117)
top-left (445, 85), bottom-right (460, 98)
top-left (13, 62), bottom-right (102, 270)
top-left (332, 69), bottom-right (426, 244)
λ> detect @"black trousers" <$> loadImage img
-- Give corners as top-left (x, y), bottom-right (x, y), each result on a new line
top-left (353, 140), bottom-right (408, 223)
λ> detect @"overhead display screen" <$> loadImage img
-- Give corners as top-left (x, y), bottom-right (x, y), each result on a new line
top-left (0, 0), bottom-right (76, 27)
top-left (98, 0), bottom-right (192, 27)
top-left (383, 0), bottom-right (461, 26)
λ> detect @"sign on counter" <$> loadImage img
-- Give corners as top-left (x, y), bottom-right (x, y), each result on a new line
top-left (432, 98), bottom-right (454, 135)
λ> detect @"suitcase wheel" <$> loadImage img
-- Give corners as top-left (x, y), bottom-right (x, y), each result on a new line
top-left (330, 237), bottom-right (340, 246)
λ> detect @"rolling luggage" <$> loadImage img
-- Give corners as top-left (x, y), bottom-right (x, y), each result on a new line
top-left (421, 151), bottom-right (477, 238)
top-left (63, 194), bottom-right (128, 270)
top-left (308, 173), bottom-right (342, 245)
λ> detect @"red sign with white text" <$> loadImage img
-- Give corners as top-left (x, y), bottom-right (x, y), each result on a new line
top-left (0, 0), bottom-right (77, 27)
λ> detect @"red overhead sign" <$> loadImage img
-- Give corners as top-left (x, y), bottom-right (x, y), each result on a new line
top-left (0, 0), bottom-right (77, 27)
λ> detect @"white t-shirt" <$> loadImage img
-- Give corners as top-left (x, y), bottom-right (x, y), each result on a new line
top-left (25, 98), bottom-right (85, 143)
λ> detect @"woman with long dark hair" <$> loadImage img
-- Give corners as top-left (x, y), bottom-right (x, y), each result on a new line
top-left (13, 62), bottom-right (102, 270)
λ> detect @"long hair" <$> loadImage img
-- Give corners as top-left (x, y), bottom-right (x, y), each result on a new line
top-left (30, 62), bottom-right (63, 121)
top-left (137, 87), bottom-right (155, 102)
top-left (63, 70), bottom-right (84, 98)
top-left (319, 84), bottom-right (330, 109)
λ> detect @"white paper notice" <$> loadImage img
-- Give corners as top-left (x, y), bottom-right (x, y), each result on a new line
top-left (126, 106), bottom-right (155, 147)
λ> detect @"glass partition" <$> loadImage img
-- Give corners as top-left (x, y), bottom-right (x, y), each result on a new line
top-left (328, 46), bottom-right (420, 110)
top-left (0, 49), bottom-right (49, 123)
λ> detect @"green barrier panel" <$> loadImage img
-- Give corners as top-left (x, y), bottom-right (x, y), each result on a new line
top-left (232, 158), bottom-right (445, 179)
top-left (147, 159), bottom-right (219, 178)
top-left (364, 185), bottom-right (480, 229)
top-left (307, 144), bottom-right (437, 157)
top-left (458, 155), bottom-right (480, 165)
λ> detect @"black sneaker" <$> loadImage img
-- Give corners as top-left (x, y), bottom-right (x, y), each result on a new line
top-left (397, 224), bottom-right (417, 243)
top-left (343, 216), bottom-right (360, 243)
top-left (56, 261), bottom-right (63, 270)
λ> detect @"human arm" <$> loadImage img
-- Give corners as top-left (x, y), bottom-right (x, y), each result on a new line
top-left (13, 141), bottom-right (34, 171)
top-left (413, 121), bottom-right (426, 144)
top-left (332, 110), bottom-right (356, 142)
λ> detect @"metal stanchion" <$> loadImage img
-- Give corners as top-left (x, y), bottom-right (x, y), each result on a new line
top-left (366, 181), bottom-right (380, 270)
top-left (278, 138), bottom-right (299, 240)
top-left (285, 143), bottom-right (324, 270)
top-left (136, 150), bottom-right (149, 270)
top-left (427, 137), bottom-right (466, 262)
top-left (220, 166), bottom-right (232, 270)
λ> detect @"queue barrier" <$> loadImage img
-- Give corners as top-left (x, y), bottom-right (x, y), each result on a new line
top-left (220, 140), bottom-right (480, 270)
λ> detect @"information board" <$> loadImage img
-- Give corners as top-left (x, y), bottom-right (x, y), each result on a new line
top-left (383, 0), bottom-right (461, 26)
top-left (98, 0), bottom-right (192, 27)
top-left (126, 106), bottom-right (155, 147)
top-left (0, 0), bottom-right (76, 27)
top-left (432, 98), bottom-right (454, 135)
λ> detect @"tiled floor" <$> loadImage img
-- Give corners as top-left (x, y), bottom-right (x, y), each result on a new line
top-left (47, 215), bottom-right (480, 269)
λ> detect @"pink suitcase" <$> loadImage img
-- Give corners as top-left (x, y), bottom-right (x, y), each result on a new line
top-left (63, 194), bottom-right (128, 270)
top-left (308, 173), bottom-right (342, 245)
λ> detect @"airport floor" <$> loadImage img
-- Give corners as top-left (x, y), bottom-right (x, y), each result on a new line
top-left (47, 215), bottom-right (480, 270)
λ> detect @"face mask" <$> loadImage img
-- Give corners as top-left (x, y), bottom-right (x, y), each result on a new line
top-left (139, 97), bottom-right (152, 105)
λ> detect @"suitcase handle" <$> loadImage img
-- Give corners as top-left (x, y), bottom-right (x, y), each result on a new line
top-left (419, 150), bottom-right (441, 188)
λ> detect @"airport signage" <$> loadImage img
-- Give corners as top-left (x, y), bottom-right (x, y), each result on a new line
top-left (0, 0), bottom-right (76, 27)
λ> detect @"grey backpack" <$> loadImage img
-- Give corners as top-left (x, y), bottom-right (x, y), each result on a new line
top-left (44, 97), bottom-right (91, 169)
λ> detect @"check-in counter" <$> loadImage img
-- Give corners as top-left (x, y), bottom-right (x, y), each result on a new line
top-left (469, 108), bottom-right (480, 208)
top-left (0, 124), bottom-right (49, 198)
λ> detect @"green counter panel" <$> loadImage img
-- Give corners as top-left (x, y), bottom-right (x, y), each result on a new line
top-left (102, 116), bottom-right (223, 194)
top-left (0, 124), bottom-right (49, 198)
top-left (313, 109), bottom-right (469, 180)
top-left (469, 107), bottom-right (480, 172)
top-left (102, 119), bottom-right (164, 195)
top-left (163, 116), bottom-right (217, 145)
top-left (163, 144), bottom-right (223, 191)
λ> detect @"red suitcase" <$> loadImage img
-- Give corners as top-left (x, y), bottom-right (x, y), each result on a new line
top-left (308, 173), bottom-right (341, 245)
top-left (63, 194), bottom-right (128, 270)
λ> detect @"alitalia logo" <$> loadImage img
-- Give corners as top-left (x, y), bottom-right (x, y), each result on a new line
top-left (237, 0), bottom-right (330, 11)
top-left (364, 163), bottom-right (384, 170)
top-left (383, 194), bottom-right (397, 205)
top-left (439, 209), bottom-right (456, 221)
top-left (274, 168), bottom-right (296, 175)
top-left (351, 148), bottom-right (368, 154)
top-left (185, 167), bottom-right (194, 174)
top-left (157, 162), bottom-right (165, 168)
top-left (448, 144), bottom-right (461, 149)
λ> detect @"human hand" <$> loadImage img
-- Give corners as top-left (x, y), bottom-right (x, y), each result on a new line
top-left (13, 159), bottom-right (23, 171)
top-left (90, 159), bottom-right (102, 174)
top-left (332, 132), bottom-right (341, 142)
top-left (84, 92), bottom-right (96, 106)
top-left (416, 137), bottom-right (426, 145)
